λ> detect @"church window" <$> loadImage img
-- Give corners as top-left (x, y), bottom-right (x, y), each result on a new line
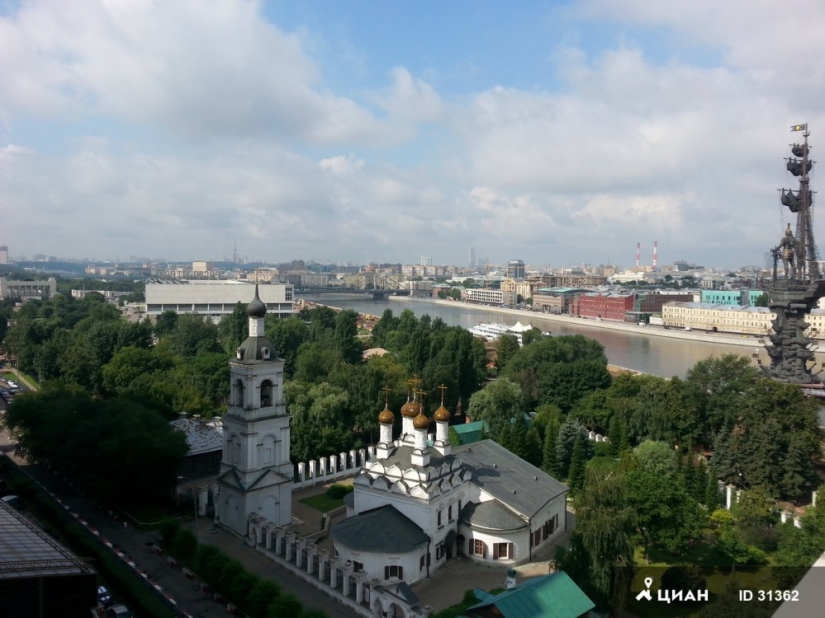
top-left (420, 555), bottom-right (426, 570)
top-left (448, 504), bottom-right (453, 521)
top-left (353, 561), bottom-right (363, 572)
top-left (437, 510), bottom-right (442, 528)
top-left (260, 380), bottom-right (273, 407)
top-left (384, 565), bottom-right (403, 580)
top-left (436, 543), bottom-right (444, 560)
top-left (493, 543), bottom-right (513, 560)
top-left (470, 539), bottom-right (486, 557)
top-left (234, 379), bottom-right (244, 407)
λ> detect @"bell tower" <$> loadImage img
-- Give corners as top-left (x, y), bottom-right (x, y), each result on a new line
top-left (217, 285), bottom-right (293, 534)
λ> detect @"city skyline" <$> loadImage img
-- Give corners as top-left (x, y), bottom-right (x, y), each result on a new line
top-left (1, 1), bottom-right (823, 266)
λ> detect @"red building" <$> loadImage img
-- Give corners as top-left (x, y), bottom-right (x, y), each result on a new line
top-left (571, 293), bottom-right (635, 321)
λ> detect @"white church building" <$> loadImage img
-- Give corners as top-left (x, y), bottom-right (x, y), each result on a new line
top-left (332, 392), bottom-right (569, 586)
top-left (213, 289), bottom-right (569, 593)
top-left (217, 286), bottom-right (293, 534)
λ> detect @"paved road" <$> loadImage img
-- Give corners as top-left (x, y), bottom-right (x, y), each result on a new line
top-left (5, 452), bottom-right (359, 618)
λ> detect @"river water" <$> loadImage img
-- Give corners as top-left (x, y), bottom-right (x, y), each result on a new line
top-left (300, 295), bottom-right (780, 378)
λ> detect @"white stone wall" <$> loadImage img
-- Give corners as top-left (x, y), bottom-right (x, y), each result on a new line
top-left (461, 523), bottom-right (530, 564)
top-left (335, 543), bottom-right (428, 585)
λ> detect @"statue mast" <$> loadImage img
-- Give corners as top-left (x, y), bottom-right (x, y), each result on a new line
top-left (763, 124), bottom-right (825, 384)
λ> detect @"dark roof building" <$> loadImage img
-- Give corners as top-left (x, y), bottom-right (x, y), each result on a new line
top-left (0, 500), bottom-right (97, 618)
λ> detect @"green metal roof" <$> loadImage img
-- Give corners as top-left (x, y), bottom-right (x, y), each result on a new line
top-left (451, 421), bottom-right (487, 444)
top-left (466, 571), bottom-right (595, 618)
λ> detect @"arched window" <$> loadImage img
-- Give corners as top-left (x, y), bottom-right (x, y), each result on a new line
top-left (234, 379), bottom-right (245, 407)
top-left (260, 379), bottom-right (273, 407)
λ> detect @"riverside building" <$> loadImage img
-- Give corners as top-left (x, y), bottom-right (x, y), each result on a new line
top-left (145, 280), bottom-right (294, 322)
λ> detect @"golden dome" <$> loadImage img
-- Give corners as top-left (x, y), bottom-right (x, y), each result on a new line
top-left (433, 404), bottom-right (450, 422)
top-left (413, 411), bottom-right (430, 430)
top-left (401, 397), bottom-right (421, 418)
top-left (378, 405), bottom-right (395, 424)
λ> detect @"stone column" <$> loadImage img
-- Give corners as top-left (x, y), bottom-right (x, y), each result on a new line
top-left (350, 450), bottom-right (357, 468)
top-left (330, 455), bottom-right (338, 476)
top-left (343, 564), bottom-right (354, 596)
top-left (355, 573), bottom-right (366, 604)
top-left (306, 546), bottom-right (317, 575)
top-left (309, 459), bottom-right (317, 481)
top-left (726, 485), bottom-right (734, 510)
top-left (780, 510), bottom-right (790, 524)
top-left (340, 452), bottom-right (348, 472)
top-left (359, 448), bottom-right (367, 465)
top-left (330, 558), bottom-right (339, 588)
top-left (295, 539), bottom-right (305, 568)
top-left (298, 462), bottom-right (306, 484)
top-left (320, 457), bottom-right (327, 478)
top-left (198, 485), bottom-right (208, 516)
top-left (318, 549), bottom-right (329, 581)
top-left (285, 532), bottom-right (296, 561)
top-left (265, 526), bottom-right (273, 550)
top-left (368, 445), bottom-right (376, 459)
top-left (794, 516), bottom-right (803, 529)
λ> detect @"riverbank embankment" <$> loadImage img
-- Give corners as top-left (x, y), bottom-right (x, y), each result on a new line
top-left (388, 296), bottom-right (770, 350)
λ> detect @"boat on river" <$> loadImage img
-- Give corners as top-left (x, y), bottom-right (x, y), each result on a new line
top-left (467, 321), bottom-right (536, 345)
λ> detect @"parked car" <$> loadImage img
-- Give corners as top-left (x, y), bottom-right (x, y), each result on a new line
top-left (98, 585), bottom-right (114, 608)
top-left (106, 605), bottom-right (132, 618)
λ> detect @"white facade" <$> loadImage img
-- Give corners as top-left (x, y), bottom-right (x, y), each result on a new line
top-left (145, 280), bottom-right (294, 321)
top-left (464, 288), bottom-right (516, 306)
top-left (662, 302), bottom-right (774, 335)
top-left (217, 292), bottom-right (293, 534)
top-left (334, 433), bottom-right (568, 586)
top-left (0, 277), bottom-right (56, 299)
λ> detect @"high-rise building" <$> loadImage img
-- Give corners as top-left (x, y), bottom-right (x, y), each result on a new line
top-left (469, 247), bottom-right (476, 269)
top-left (506, 259), bottom-right (525, 280)
top-left (0, 246), bottom-right (8, 265)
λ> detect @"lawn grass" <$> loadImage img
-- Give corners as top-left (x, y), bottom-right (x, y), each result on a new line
top-left (299, 493), bottom-right (346, 513)
top-left (1, 369), bottom-right (38, 390)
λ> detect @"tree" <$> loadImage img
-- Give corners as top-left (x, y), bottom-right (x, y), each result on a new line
top-left (633, 440), bottom-right (676, 476)
top-left (520, 327), bottom-right (543, 346)
top-left (218, 302), bottom-right (248, 353)
top-left (558, 467), bottom-right (635, 614)
top-left (466, 378), bottom-right (524, 442)
top-left (334, 309), bottom-right (362, 365)
top-left (567, 433), bottom-right (588, 491)
top-left (625, 470), bottom-right (704, 558)
top-left (555, 418), bottom-right (590, 478)
top-left (685, 354), bottom-right (761, 441)
top-left (754, 293), bottom-right (770, 307)
top-left (495, 334), bottom-right (519, 371)
top-left (503, 335), bottom-right (611, 412)
top-left (542, 418), bottom-right (560, 476)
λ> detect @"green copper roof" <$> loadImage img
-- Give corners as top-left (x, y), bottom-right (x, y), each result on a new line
top-left (466, 571), bottom-right (595, 618)
top-left (451, 421), bottom-right (487, 444)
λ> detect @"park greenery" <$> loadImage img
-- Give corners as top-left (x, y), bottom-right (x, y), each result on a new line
top-left (3, 289), bottom-right (825, 617)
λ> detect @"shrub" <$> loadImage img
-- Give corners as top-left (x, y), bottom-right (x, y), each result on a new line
top-left (326, 484), bottom-right (354, 500)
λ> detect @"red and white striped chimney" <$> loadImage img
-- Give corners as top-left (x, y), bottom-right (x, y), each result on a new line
top-left (636, 242), bottom-right (641, 268)
top-left (653, 241), bottom-right (658, 268)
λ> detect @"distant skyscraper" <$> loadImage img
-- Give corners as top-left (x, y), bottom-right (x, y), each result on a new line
top-left (420, 255), bottom-right (432, 266)
top-left (507, 259), bottom-right (525, 279)
top-left (469, 247), bottom-right (476, 269)
top-left (0, 246), bottom-right (7, 265)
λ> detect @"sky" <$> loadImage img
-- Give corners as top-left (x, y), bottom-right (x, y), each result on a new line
top-left (1, 0), bottom-right (824, 269)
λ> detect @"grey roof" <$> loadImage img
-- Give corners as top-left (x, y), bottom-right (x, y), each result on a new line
top-left (453, 440), bottom-right (568, 519)
top-left (169, 417), bottom-right (223, 456)
top-left (460, 500), bottom-right (528, 532)
top-left (343, 491), bottom-right (355, 508)
top-left (235, 335), bottom-right (279, 364)
top-left (332, 505), bottom-right (429, 554)
top-left (0, 501), bottom-right (95, 580)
